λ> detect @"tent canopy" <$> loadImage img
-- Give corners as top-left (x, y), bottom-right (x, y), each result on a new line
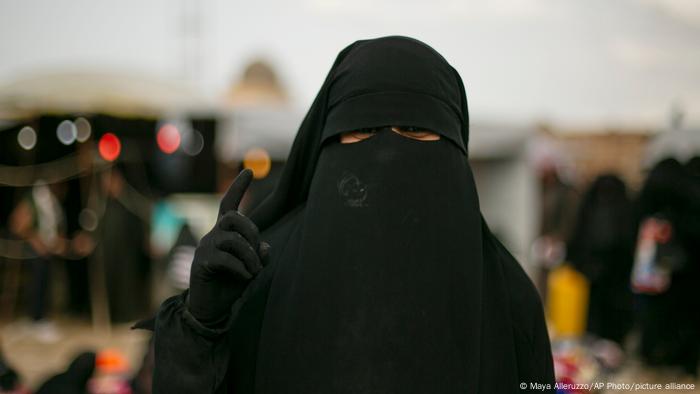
top-left (0, 70), bottom-right (220, 119)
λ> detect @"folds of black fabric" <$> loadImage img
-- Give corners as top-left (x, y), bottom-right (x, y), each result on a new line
top-left (152, 36), bottom-right (555, 394)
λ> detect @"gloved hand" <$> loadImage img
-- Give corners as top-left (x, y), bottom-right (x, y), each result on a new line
top-left (187, 169), bottom-right (270, 326)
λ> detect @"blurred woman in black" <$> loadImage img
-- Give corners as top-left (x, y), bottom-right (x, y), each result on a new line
top-left (567, 174), bottom-right (635, 345)
top-left (635, 158), bottom-right (700, 376)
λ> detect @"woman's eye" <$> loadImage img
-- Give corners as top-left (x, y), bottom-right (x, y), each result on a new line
top-left (340, 130), bottom-right (377, 144)
top-left (340, 127), bottom-right (440, 144)
top-left (391, 127), bottom-right (441, 141)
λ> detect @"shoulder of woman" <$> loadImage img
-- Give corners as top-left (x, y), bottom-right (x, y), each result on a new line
top-left (488, 236), bottom-right (546, 340)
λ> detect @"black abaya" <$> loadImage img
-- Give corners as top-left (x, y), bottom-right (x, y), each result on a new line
top-left (152, 36), bottom-right (554, 393)
top-left (567, 175), bottom-right (635, 344)
top-left (636, 159), bottom-right (700, 375)
top-left (99, 197), bottom-right (151, 323)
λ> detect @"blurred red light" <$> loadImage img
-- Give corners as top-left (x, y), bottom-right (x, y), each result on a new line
top-left (99, 133), bottom-right (121, 162)
top-left (157, 124), bottom-right (181, 154)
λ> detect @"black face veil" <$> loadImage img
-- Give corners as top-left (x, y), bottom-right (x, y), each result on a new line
top-left (234, 36), bottom-right (554, 394)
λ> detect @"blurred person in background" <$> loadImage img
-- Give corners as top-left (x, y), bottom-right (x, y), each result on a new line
top-left (7, 182), bottom-right (68, 342)
top-left (0, 349), bottom-right (29, 394)
top-left (533, 161), bottom-right (577, 299)
top-left (63, 175), bottom-right (96, 318)
top-left (150, 36), bottom-right (554, 393)
top-left (686, 156), bottom-right (700, 180)
top-left (35, 351), bottom-right (95, 394)
top-left (566, 175), bottom-right (635, 362)
top-left (95, 165), bottom-right (152, 324)
top-left (633, 158), bottom-right (700, 377)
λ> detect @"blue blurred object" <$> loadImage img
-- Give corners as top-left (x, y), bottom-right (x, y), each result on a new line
top-left (151, 200), bottom-right (185, 257)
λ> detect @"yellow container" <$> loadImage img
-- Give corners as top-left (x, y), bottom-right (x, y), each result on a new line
top-left (546, 264), bottom-right (589, 338)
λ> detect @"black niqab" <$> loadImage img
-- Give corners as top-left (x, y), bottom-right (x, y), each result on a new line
top-left (255, 129), bottom-right (482, 392)
top-left (224, 36), bottom-right (555, 393)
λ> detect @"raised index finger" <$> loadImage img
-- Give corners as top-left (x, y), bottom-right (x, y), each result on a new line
top-left (218, 169), bottom-right (253, 217)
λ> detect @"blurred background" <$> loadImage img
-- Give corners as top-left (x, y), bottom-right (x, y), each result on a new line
top-left (0, 0), bottom-right (699, 393)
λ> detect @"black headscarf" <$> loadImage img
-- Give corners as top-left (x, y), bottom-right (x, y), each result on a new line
top-left (231, 36), bottom-right (553, 394)
top-left (249, 36), bottom-right (468, 230)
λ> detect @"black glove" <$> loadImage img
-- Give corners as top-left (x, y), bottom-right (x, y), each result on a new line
top-left (187, 169), bottom-right (269, 325)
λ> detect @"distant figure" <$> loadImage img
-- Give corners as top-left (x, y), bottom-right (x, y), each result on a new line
top-left (534, 160), bottom-right (577, 299)
top-left (36, 352), bottom-right (95, 394)
top-left (8, 182), bottom-right (68, 342)
top-left (0, 351), bottom-right (29, 394)
top-left (635, 158), bottom-right (700, 376)
top-left (686, 156), bottom-right (700, 180)
top-left (567, 174), bottom-right (635, 344)
top-left (96, 167), bottom-right (152, 323)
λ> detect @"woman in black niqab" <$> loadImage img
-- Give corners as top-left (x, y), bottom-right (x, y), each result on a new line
top-left (567, 175), bottom-right (635, 344)
top-left (152, 36), bottom-right (554, 393)
top-left (635, 158), bottom-right (700, 375)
